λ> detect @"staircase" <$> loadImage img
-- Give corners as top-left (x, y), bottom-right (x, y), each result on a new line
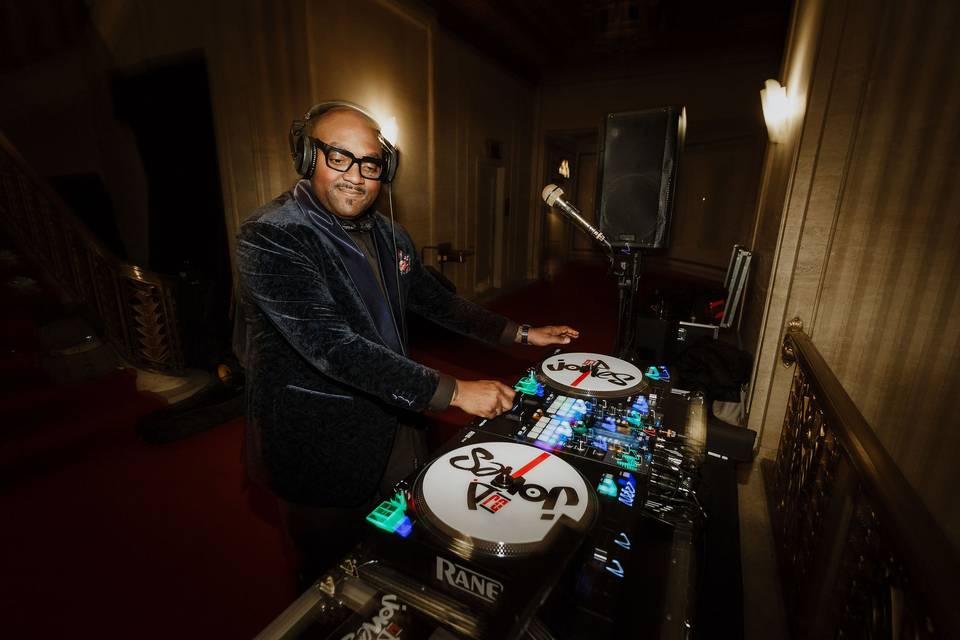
top-left (0, 227), bottom-right (166, 485)
top-left (0, 129), bottom-right (211, 480)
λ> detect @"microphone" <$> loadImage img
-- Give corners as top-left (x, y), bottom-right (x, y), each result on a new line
top-left (541, 184), bottom-right (613, 253)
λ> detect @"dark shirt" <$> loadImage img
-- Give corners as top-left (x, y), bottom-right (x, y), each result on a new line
top-left (342, 221), bottom-right (518, 412)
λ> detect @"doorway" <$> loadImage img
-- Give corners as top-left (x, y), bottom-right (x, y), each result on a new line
top-left (474, 160), bottom-right (506, 293)
top-left (111, 54), bottom-right (232, 368)
top-left (540, 131), bottom-right (600, 278)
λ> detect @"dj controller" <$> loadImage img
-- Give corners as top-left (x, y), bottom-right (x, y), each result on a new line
top-left (256, 352), bottom-right (708, 640)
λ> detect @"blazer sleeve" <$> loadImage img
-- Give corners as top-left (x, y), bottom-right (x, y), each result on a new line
top-left (400, 227), bottom-right (513, 346)
top-left (237, 220), bottom-right (440, 411)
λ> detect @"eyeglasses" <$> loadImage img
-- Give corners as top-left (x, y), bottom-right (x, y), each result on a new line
top-left (313, 139), bottom-right (385, 180)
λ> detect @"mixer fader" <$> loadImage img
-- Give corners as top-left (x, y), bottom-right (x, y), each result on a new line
top-left (516, 390), bottom-right (662, 472)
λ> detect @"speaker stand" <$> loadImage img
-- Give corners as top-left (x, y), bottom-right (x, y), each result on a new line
top-left (613, 248), bottom-right (643, 359)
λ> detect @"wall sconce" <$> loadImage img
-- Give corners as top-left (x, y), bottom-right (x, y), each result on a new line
top-left (381, 116), bottom-right (399, 147)
top-left (760, 79), bottom-right (790, 144)
top-left (558, 159), bottom-right (570, 179)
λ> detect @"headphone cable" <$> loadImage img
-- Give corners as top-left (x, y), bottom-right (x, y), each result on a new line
top-left (387, 184), bottom-right (408, 353)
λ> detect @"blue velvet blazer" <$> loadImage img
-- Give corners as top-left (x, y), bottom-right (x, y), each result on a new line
top-left (236, 181), bottom-right (510, 507)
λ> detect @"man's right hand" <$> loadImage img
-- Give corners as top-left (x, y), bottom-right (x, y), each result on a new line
top-left (451, 379), bottom-right (516, 418)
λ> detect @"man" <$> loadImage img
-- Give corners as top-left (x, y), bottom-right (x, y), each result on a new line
top-left (236, 101), bottom-right (578, 580)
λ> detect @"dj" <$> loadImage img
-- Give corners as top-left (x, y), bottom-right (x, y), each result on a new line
top-left (235, 101), bottom-right (578, 583)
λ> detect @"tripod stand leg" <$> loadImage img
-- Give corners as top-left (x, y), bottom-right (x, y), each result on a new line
top-left (614, 251), bottom-right (643, 360)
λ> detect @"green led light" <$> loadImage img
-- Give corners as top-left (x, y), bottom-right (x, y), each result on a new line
top-left (366, 491), bottom-right (407, 533)
top-left (514, 371), bottom-right (541, 395)
top-left (616, 455), bottom-right (639, 471)
top-left (597, 474), bottom-right (619, 497)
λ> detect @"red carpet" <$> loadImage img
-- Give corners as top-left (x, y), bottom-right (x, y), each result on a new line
top-left (1, 419), bottom-right (294, 638)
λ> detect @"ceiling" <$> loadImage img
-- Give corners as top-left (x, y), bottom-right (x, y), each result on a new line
top-left (423, 0), bottom-right (793, 82)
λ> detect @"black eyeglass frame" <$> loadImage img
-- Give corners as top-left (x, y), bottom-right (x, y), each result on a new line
top-left (311, 138), bottom-right (386, 180)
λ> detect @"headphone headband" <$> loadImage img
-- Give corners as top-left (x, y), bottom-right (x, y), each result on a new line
top-left (289, 100), bottom-right (399, 183)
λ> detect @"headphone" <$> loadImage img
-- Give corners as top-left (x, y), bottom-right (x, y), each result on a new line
top-left (289, 100), bottom-right (399, 183)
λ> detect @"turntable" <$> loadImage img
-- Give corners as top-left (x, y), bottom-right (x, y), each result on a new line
top-left (414, 441), bottom-right (598, 559)
top-left (537, 352), bottom-right (646, 399)
top-left (359, 435), bottom-right (604, 639)
top-left (355, 425), bottom-right (696, 640)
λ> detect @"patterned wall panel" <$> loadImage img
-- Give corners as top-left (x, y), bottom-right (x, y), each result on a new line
top-left (745, 0), bottom-right (960, 556)
top-left (768, 328), bottom-right (958, 638)
top-left (808, 0), bottom-right (960, 552)
top-left (771, 365), bottom-right (844, 627)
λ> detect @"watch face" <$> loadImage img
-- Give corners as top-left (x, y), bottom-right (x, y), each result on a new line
top-left (539, 352), bottom-right (646, 398)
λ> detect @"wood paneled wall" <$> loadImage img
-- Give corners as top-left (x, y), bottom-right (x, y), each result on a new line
top-left (746, 0), bottom-right (960, 551)
top-left (432, 29), bottom-right (536, 295)
top-left (13, 0), bottom-right (536, 297)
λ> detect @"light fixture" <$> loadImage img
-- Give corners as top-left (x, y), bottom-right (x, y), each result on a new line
top-left (760, 79), bottom-right (790, 144)
top-left (558, 159), bottom-right (570, 179)
top-left (381, 116), bottom-right (399, 147)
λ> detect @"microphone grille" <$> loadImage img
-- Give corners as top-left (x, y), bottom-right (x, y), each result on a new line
top-left (541, 184), bottom-right (564, 207)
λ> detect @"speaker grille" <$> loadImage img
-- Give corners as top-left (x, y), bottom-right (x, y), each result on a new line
top-left (596, 107), bottom-right (683, 249)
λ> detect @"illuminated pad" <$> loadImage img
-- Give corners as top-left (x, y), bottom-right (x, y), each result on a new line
top-left (414, 441), bottom-right (596, 557)
top-left (539, 352), bottom-right (645, 398)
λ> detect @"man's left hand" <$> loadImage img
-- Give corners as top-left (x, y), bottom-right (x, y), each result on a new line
top-left (525, 325), bottom-right (580, 347)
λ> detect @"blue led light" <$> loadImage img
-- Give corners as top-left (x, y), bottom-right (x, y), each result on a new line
top-left (617, 473), bottom-right (637, 507)
top-left (395, 516), bottom-right (413, 538)
top-left (633, 396), bottom-right (649, 415)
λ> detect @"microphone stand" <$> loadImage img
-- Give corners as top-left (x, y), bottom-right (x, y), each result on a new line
top-left (569, 232), bottom-right (641, 361)
top-left (611, 246), bottom-right (643, 360)
top-left (543, 185), bottom-right (642, 360)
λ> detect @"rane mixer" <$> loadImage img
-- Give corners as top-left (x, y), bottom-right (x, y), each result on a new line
top-left (256, 353), bottom-right (707, 640)
top-left (492, 352), bottom-right (705, 526)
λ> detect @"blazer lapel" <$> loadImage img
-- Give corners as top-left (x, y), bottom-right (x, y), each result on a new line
top-left (372, 221), bottom-right (406, 349)
top-left (292, 181), bottom-right (404, 354)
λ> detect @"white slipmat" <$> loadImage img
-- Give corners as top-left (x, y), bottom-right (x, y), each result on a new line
top-left (538, 352), bottom-right (646, 398)
top-left (414, 441), bottom-right (597, 558)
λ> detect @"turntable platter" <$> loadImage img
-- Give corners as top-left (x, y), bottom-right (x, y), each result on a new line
top-left (539, 352), bottom-right (645, 398)
top-left (414, 442), bottom-right (596, 558)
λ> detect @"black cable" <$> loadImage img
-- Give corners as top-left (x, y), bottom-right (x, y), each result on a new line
top-left (387, 184), bottom-right (408, 353)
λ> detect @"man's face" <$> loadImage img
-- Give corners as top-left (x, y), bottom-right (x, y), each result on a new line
top-left (309, 110), bottom-right (383, 218)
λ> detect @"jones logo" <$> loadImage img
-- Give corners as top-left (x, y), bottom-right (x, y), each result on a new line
top-left (435, 556), bottom-right (503, 603)
top-left (339, 593), bottom-right (403, 640)
top-left (450, 447), bottom-right (579, 520)
top-left (546, 358), bottom-right (635, 387)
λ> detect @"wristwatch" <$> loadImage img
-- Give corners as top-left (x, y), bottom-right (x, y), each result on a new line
top-left (520, 324), bottom-right (531, 345)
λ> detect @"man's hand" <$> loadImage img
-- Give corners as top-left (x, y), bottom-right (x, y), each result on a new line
top-left (525, 325), bottom-right (580, 347)
top-left (451, 379), bottom-right (516, 418)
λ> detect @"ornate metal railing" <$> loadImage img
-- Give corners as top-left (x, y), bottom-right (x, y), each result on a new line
top-left (765, 318), bottom-right (959, 639)
top-left (0, 131), bottom-right (184, 375)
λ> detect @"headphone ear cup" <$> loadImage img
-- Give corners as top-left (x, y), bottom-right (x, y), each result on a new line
top-left (293, 134), bottom-right (316, 178)
top-left (380, 138), bottom-right (399, 183)
top-left (294, 101), bottom-right (397, 181)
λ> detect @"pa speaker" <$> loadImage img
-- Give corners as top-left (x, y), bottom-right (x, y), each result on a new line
top-left (596, 106), bottom-right (685, 249)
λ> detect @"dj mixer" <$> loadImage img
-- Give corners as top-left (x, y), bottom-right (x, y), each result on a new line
top-left (496, 352), bottom-right (705, 525)
top-left (255, 352), bottom-right (706, 640)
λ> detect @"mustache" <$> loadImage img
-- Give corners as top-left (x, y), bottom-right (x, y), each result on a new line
top-left (334, 181), bottom-right (366, 196)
